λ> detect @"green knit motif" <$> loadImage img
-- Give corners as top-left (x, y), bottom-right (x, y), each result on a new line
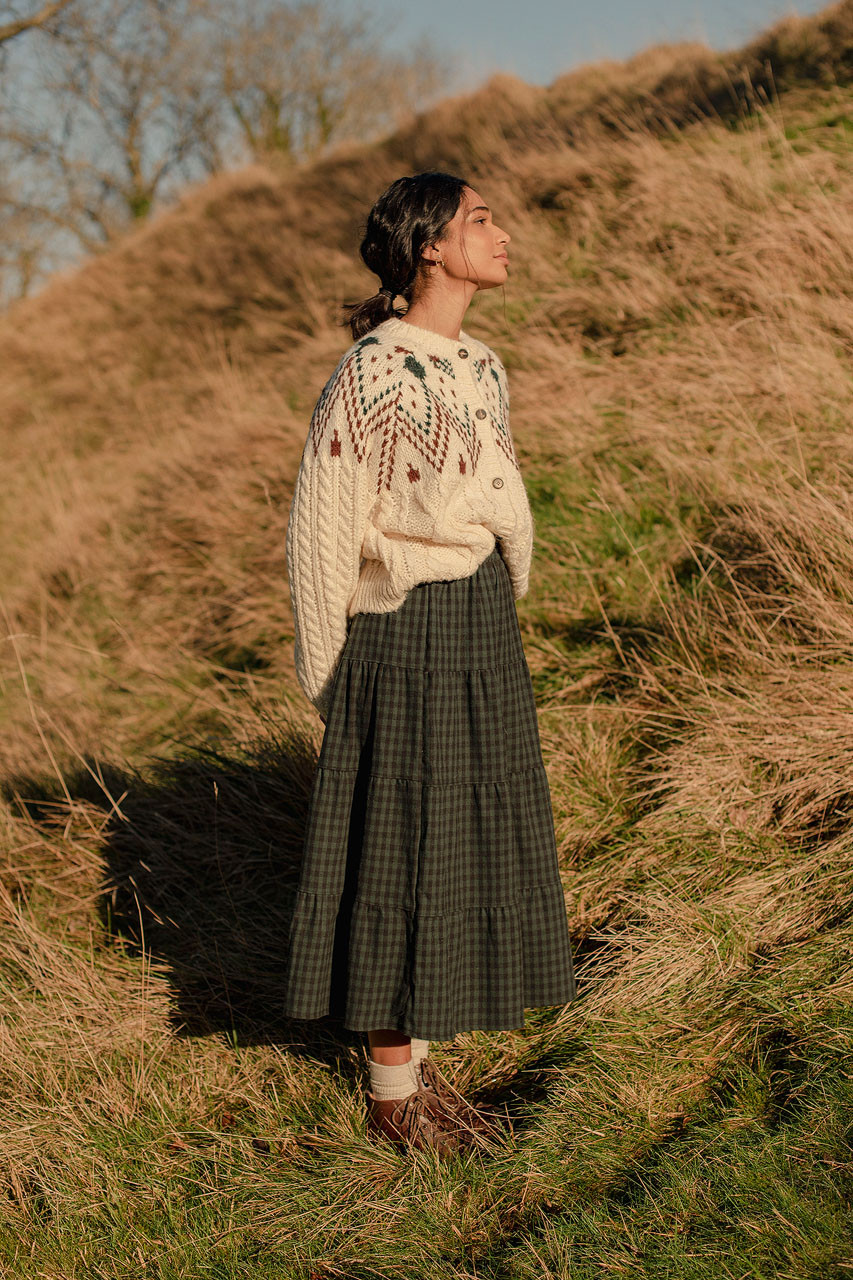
top-left (309, 335), bottom-right (496, 489)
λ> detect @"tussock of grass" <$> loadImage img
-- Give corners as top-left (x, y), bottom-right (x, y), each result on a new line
top-left (2, 3), bottom-right (853, 1275)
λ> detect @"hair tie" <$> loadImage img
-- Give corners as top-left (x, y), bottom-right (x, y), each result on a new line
top-left (378, 286), bottom-right (395, 299)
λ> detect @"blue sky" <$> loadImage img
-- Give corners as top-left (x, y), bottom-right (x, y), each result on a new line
top-left (363, 0), bottom-right (829, 90)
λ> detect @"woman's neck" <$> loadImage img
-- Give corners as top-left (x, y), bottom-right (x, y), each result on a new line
top-left (400, 286), bottom-right (476, 342)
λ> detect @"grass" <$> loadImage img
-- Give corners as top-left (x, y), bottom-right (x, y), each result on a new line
top-left (1, 2), bottom-right (853, 1275)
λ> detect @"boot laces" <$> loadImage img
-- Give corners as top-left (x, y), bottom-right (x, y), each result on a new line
top-left (396, 1086), bottom-right (457, 1135)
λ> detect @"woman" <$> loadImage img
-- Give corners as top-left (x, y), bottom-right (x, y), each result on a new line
top-left (284, 170), bottom-right (577, 1157)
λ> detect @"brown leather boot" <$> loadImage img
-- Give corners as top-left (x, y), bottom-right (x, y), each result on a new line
top-left (417, 1057), bottom-right (512, 1146)
top-left (365, 1086), bottom-right (471, 1157)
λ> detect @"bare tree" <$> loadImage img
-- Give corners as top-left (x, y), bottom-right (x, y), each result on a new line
top-left (0, 0), bottom-right (226, 251)
top-left (0, 0), bottom-right (74, 48)
top-left (0, 149), bottom-right (53, 299)
top-left (213, 0), bottom-right (447, 165)
top-left (0, 2), bottom-right (78, 298)
top-left (0, 0), bottom-right (449, 301)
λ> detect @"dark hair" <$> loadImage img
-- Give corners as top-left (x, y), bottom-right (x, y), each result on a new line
top-left (342, 170), bottom-right (470, 341)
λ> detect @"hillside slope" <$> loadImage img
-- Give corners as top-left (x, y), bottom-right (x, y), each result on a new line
top-left (1, 3), bottom-right (852, 1275)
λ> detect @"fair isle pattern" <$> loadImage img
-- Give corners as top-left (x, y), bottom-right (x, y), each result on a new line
top-left (425, 352), bottom-right (456, 378)
top-left (286, 315), bottom-right (536, 720)
top-left (306, 335), bottom-right (518, 493)
top-left (307, 336), bottom-right (481, 489)
top-left (472, 353), bottom-right (517, 468)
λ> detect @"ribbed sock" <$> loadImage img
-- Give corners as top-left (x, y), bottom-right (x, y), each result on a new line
top-left (410, 1038), bottom-right (430, 1068)
top-left (368, 1055), bottom-right (419, 1101)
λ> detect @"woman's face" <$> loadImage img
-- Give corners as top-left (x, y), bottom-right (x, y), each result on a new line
top-left (433, 186), bottom-right (511, 291)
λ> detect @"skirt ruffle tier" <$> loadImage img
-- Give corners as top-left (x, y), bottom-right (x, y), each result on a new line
top-left (282, 544), bottom-right (577, 1040)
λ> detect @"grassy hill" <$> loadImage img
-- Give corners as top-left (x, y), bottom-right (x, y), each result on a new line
top-left (1, 1), bottom-right (852, 1275)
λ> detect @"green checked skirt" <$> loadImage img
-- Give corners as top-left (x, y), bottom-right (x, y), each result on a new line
top-left (283, 542), bottom-right (577, 1040)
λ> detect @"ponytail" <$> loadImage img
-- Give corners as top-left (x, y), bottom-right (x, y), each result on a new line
top-left (341, 171), bottom-right (469, 341)
top-left (344, 285), bottom-right (400, 341)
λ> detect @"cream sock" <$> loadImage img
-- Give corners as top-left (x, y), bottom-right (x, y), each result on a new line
top-left (368, 1055), bottom-right (419, 1101)
top-left (410, 1038), bottom-right (430, 1068)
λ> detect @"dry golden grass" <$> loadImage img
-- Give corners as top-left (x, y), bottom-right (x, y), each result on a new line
top-left (1, 3), bottom-right (853, 1275)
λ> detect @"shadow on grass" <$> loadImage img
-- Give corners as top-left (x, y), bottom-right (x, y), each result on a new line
top-left (2, 708), bottom-right (595, 1121)
top-left (2, 710), bottom-right (367, 1074)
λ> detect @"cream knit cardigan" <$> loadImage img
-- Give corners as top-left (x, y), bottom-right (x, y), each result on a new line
top-left (285, 314), bottom-right (535, 719)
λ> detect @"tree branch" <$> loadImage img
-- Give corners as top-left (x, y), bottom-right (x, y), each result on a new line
top-left (0, 0), bottom-right (75, 47)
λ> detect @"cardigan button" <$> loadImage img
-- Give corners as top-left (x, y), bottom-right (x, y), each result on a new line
top-left (457, 347), bottom-right (468, 358)
top-left (492, 476), bottom-right (504, 488)
top-left (475, 408), bottom-right (487, 419)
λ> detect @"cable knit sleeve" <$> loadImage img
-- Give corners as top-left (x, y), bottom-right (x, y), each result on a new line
top-left (492, 352), bottom-right (535, 601)
top-left (285, 353), bottom-right (375, 720)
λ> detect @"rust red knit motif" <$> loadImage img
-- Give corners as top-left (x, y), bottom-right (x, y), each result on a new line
top-left (306, 337), bottom-right (519, 492)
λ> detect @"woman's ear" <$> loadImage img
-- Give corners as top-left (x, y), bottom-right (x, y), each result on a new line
top-left (421, 241), bottom-right (447, 269)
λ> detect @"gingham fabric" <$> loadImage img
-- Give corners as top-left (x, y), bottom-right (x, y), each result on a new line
top-left (282, 544), bottom-right (577, 1040)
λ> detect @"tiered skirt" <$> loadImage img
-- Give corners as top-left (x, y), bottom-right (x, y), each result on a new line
top-left (282, 543), bottom-right (577, 1040)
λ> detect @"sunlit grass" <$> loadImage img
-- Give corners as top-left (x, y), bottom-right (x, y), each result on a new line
top-left (1, 6), bottom-right (853, 1274)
